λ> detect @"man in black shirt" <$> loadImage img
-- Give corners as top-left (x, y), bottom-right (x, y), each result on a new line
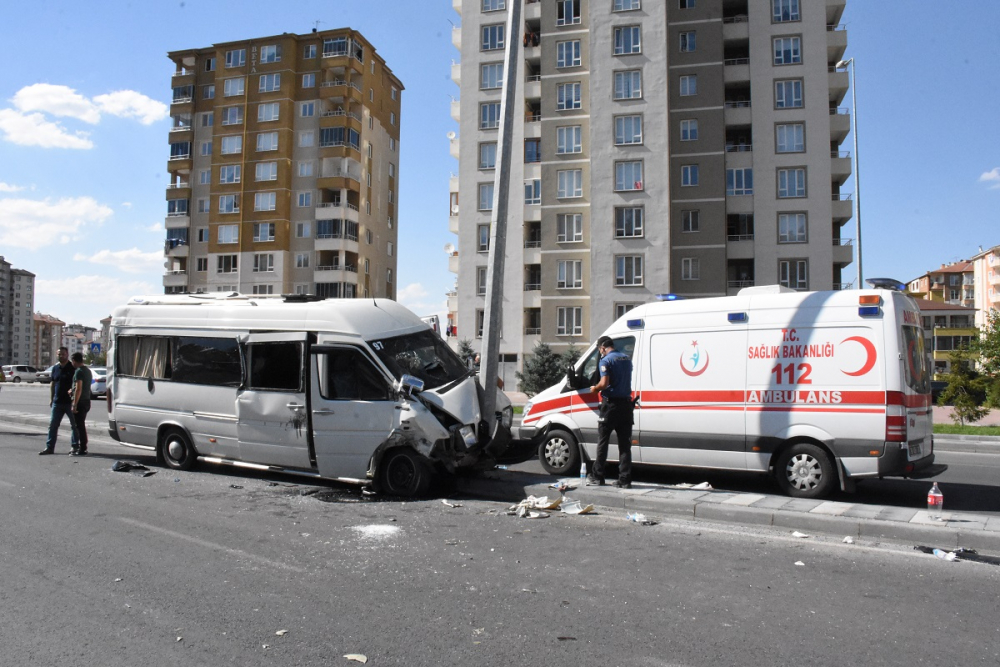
top-left (70, 352), bottom-right (93, 456)
top-left (39, 347), bottom-right (79, 455)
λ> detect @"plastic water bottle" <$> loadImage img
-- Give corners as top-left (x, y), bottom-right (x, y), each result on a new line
top-left (579, 460), bottom-right (586, 480)
top-left (927, 482), bottom-right (943, 519)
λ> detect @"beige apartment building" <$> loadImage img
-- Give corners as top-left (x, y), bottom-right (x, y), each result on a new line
top-left (448, 0), bottom-right (853, 376)
top-left (165, 29), bottom-right (403, 298)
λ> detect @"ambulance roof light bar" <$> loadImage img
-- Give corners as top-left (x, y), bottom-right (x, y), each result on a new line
top-left (865, 277), bottom-right (906, 292)
top-left (655, 293), bottom-right (685, 301)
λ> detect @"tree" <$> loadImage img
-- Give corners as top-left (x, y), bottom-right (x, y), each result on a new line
top-left (939, 344), bottom-right (989, 425)
top-left (456, 339), bottom-right (476, 369)
top-left (561, 344), bottom-right (582, 369)
top-left (516, 342), bottom-right (569, 396)
top-left (969, 308), bottom-right (1000, 408)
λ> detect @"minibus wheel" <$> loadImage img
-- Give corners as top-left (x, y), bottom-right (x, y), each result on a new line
top-left (539, 429), bottom-right (579, 475)
top-left (378, 448), bottom-right (431, 497)
top-left (160, 428), bottom-right (197, 471)
top-left (775, 443), bottom-right (835, 498)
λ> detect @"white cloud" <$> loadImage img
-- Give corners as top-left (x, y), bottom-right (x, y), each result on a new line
top-left (0, 181), bottom-right (25, 192)
top-left (979, 168), bottom-right (1000, 190)
top-left (0, 196), bottom-right (113, 250)
top-left (35, 275), bottom-right (159, 328)
top-left (73, 247), bottom-right (163, 274)
top-left (121, 202), bottom-right (133, 209)
top-left (146, 222), bottom-right (162, 233)
top-left (13, 83), bottom-right (101, 123)
top-left (0, 109), bottom-right (93, 149)
top-left (396, 282), bottom-right (447, 320)
top-left (93, 90), bottom-right (168, 125)
top-left (397, 283), bottom-right (429, 303)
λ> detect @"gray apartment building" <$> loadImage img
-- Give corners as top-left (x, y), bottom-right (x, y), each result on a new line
top-left (448, 0), bottom-right (852, 374)
top-left (0, 256), bottom-right (35, 366)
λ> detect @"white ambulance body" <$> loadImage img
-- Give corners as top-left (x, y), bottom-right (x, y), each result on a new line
top-left (520, 285), bottom-right (938, 498)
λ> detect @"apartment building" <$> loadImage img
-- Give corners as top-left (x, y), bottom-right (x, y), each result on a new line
top-left (448, 0), bottom-right (852, 373)
top-left (0, 256), bottom-right (35, 366)
top-left (969, 244), bottom-right (1000, 328)
top-left (915, 299), bottom-right (977, 378)
top-left (165, 29), bottom-right (403, 298)
top-left (32, 313), bottom-right (64, 368)
top-left (907, 261), bottom-right (975, 308)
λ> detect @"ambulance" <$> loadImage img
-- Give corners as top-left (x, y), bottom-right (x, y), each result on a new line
top-left (519, 282), bottom-right (940, 499)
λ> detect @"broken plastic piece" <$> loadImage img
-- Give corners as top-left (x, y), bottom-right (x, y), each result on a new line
top-left (562, 500), bottom-right (595, 515)
top-left (843, 536), bottom-right (854, 544)
top-left (111, 460), bottom-right (156, 477)
top-left (794, 561), bottom-right (805, 566)
top-left (441, 499), bottom-right (462, 508)
top-left (791, 531), bottom-right (810, 539)
top-left (549, 481), bottom-right (575, 492)
top-left (343, 655), bottom-right (368, 664)
top-left (933, 548), bottom-right (957, 562)
top-left (275, 630), bottom-right (288, 636)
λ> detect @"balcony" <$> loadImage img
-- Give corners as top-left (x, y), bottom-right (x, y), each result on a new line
top-left (827, 24), bottom-right (847, 63)
top-left (524, 0), bottom-right (541, 20)
top-left (832, 237), bottom-right (853, 265)
top-left (828, 67), bottom-right (849, 105)
top-left (165, 243), bottom-right (189, 258)
top-left (831, 150), bottom-right (852, 184)
top-left (726, 236), bottom-right (754, 260)
top-left (448, 251), bottom-right (459, 274)
top-left (316, 201), bottom-right (360, 222)
top-left (313, 264), bottom-right (357, 284)
top-left (524, 76), bottom-right (541, 101)
top-left (449, 135), bottom-right (459, 159)
top-left (164, 215), bottom-right (190, 229)
top-left (452, 25), bottom-right (461, 50)
top-left (162, 271), bottom-right (188, 288)
top-left (831, 194), bottom-right (853, 223)
top-left (722, 15), bottom-right (749, 41)
top-left (723, 58), bottom-right (750, 84)
top-left (724, 101), bottom-right (752, 126)
top-left (451, 98), bottom-right (461, 122)
top-left (452, 0), bottom-right (461, 15)
top-left (830, 107), bottom-right (850, 143)
top-left (451, 60), bottom-right (461, 86)
top-left (319, 79), bottom-right (363, 104)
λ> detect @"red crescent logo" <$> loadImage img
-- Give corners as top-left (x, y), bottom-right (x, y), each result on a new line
top-left (679, 350), bottom-right (709, 376)
top-left (841, 336), bottom-right (876, 376)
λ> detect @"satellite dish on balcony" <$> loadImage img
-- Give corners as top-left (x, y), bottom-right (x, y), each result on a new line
top-left (443, 243), bottom-right (455, 255)
top-left (451, 205), bottom-right (460, 214)
top-left (446, 131), bottom-right (456, 140)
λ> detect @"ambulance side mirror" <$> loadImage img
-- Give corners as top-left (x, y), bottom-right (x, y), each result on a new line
top-left (565, 365), bottom-right (586, 390)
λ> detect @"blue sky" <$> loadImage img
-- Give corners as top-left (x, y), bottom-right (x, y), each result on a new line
top-left (1, 0), bottom-right (997, 329)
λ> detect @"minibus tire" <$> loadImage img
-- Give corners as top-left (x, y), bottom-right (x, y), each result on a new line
top-left (160, 428), bottom-right (197, 471)
top-left (539, 429), bottom-right (579, 476)
top-left (378, 448), bottom-right (431, 497)
top-left (775, 443), bottom-right (835, 499)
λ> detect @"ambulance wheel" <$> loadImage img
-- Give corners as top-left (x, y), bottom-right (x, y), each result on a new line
top-left (539, 429), bottom-right (579, 476)
top-left (160, 428), bottom-right (197, 471)
top-left (378, 448), bottom-right (431, 497)
top-left (776, 443), bottom-right (835, 499)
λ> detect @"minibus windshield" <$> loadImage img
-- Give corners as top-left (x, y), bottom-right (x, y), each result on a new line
top-left (370, 330), bottom-right (469, 390)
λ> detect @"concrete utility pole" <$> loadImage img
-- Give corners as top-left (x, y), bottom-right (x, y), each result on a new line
top-left (480, 0), bottom-right (521, 430)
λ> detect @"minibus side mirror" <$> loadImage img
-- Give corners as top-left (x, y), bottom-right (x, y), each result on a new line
top-left (396, 373), bottom-right (425, 398)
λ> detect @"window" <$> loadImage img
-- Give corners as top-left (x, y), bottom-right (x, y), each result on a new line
top-left (615, 207), bottom-right (644, 238)
top-left (390, 138), bottom-right (395, 151)
top-left (387, 241), bottom-right (394, 257)
top-left (251, 285), bottom-right (274, 296)
top-left (557, 260), bottom-right (583, 289)
top-left (682, 258), bottom-right (700, 281)
top-left (296, 222), bottom-right (311, 238)
top-left (615, 303), bottom-right (641, 319)
top-left (481, 62), bottom-right (504, 89)
top-left (680, 119), bottom-right (698, 141)
top-left (557, 0), bottom-right (581, 25)
top-left (170, 141), bottom-right (191, 158)
top-left (614, 70), bottom-right (642, 99)
top-left (681, 209), bottom-right (699, 233)
top-left (727, 168), bottom-right (753, 195)
top-left (776, 123), bottom-right (805, 152)
top-left (254, 192), bottom-right (276, 211)
top-left (201, 140), bottom-right (213, 156)
top-left (679, 0), bottom-right (695, 8)
top-left (198, 169), bottom-right (210, 185)
top-left (298, 191), bottom-right (313, 207)
top-left (778, 213), bottom-right (807, 243)
top-left (197, 228), bottom-right (209, 243)
top-left (556, 82), bottom-right (582, 110)
top-left (219, 165), bottom-right (241, 184)
top-left (258, 102), bottom-right (279, 122)
top-left (257, 132), bottom-right (278, 151)
top-left (388, 163), bottom-right (395, 178)
top-left (557, 125), bottom-right (582, 154)
top-left (197, 198), bottom-right (210, 213)
top-left (773, 37), bottom-right (802, 65)
top-left (317, 347), bottom-right (391, 401)
top-left (201, 112), bottom-right (214, 127)
top-left (299, 130), bottom-right (315, 147)
top-left (218, 224), bottom-right (239, 243)
top-left (557, 40), bottom-right (581, 68)
top-left (615, 161), bottom-right (643, 191)
top-left (481, 24), bottom-right (505, 51)
top-left (167, 199), bottom-right (188, 216)
top-left (223, 77), bottom-right (245, 97)
top-left (205, 57), bottom-right (216, 71)
top-left (479, 142), bottom-right (497, 169)
top-left (256, 162), bottom-right (278, 181)
top-left (260, 44), bottom-right (281, 63)
top-left (304, 44), bottom-right (317, 58)
top-left (557, 307), bottom-right (583, 336)
top-left (615, 0), bottom-right (641, 9)
top-left (253, 223), bottom-right (276, 242)
top-left (524, 179), bottom-right (541, 205)
top-left (480, 102), bottom-right (501, 129)
top-left (681, 164), bottom-right (699, 186)
top-left (218, 195), bottom-right (239, 214)
top-left (196, 258), bottom-right (208, 272)
top-left (616, 256), bottom-right (643, 286)
top-left (483, 0), bottom-right (505, 10)
top-left (220, 106), bottom-right (242, 126)
top-left (477, 224), bottom-right (490, 252)
top-left (615, 115), bottom-right (643, 145)
top-left (253, 254), bottom-right (274, 273)
top-left (294, 252), bottom-right (310, 269)
top-left (302, 73), bottom-right (316, 88)
top-left (773, 0), bottom-right (800, 22)
top-left (319, 127), bottom-right (359, 149)
top-left (679, 31), bottom-right (696, 52)
top-left (614, 26), bottom-right (641, 55)
top-left (524, 138), bottom-right (541, 163)
top-left (775, 79), bottom-right (803, 108)
top-left (203, 85), bottom-right (215, 100)
top-left (557, 213), bottom-right (583, 242)
top-left (779, 259), bottom-right (808, 290)
top-left (300, 102), bottom-right (316, 118)
top-left (777, 167), bottom-right (806, 197)
top-left (679, 74), bottom-right (697, 96)
top-left (557, 169), bottom-right (583, 198)
top-left (479, 183), bottom-right (494, 211)
top-left (259, 73), bottom-right (281, 92)
top-left (225, 49), bottom-right (246, 68)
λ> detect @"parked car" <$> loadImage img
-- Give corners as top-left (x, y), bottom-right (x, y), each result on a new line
top-left (931, 380), bottom-right (949, 404)
top-left (90, 367), bottom-right (108, 397)
top-left (36, 365), bottom-right (56, 383)
top-left (1, 365), bottom-right (41, 383)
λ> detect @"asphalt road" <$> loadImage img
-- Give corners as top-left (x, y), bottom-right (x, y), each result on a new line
top-left (3, 424), bottom-right (1000, 666)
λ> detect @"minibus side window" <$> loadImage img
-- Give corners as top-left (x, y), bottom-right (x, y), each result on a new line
top-left (116, 335), bottom-right (172, 379)
top-left (172, 337), bottom-right (242, 387)
top-left (317, 348), bottom-right (391, 401)
top-left (247, 342), bottom-right (303, 391)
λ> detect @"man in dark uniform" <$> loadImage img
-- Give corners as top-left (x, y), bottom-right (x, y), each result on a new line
top-left (39, 346), bottom-right (78, 455)
top-left (70, 352), bottom-right (93, 456)
top-left (586, 336), bottom-right (634, 489)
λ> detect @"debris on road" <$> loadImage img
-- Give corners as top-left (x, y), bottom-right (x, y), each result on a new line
top-left (441, 499), bottom-right (462, 508)
top-left (557, 636), bottom-right (577, 641)
top-left (626, 512), bottom-right (657, 526)
top-left (794, 561), bottom-right (805, 566)
top-left (561, 499), bottom-right (595, 515)
top-left (843, 536), bottom-right (855, 544)
top-left (275, 630), bottom-right (288, 636)
top-left (549, 481), bottom-right (575, 492)
top-left (343, 654), bottom-right (368, 664)
top-left (111, 460), bottom-right (156, 477)
top-left (669, 481), bottom-right (714, 490)
top-left (915, 545), bottom-right (1000, 565)
top-left (229, 484), bottom-right (243, 489)
top-left (791, 531), bottom-right (810, 539)
top-left (933, 549), bottom-right (958, 561)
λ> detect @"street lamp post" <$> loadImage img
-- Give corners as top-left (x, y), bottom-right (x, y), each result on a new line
top-left (837, 58), bottom-right (862, 289)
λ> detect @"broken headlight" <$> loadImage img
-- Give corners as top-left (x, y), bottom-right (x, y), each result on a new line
top-left (459, 425), bottom-right (477, 447)
top-left (500, 406), bottom-right (513, 429)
